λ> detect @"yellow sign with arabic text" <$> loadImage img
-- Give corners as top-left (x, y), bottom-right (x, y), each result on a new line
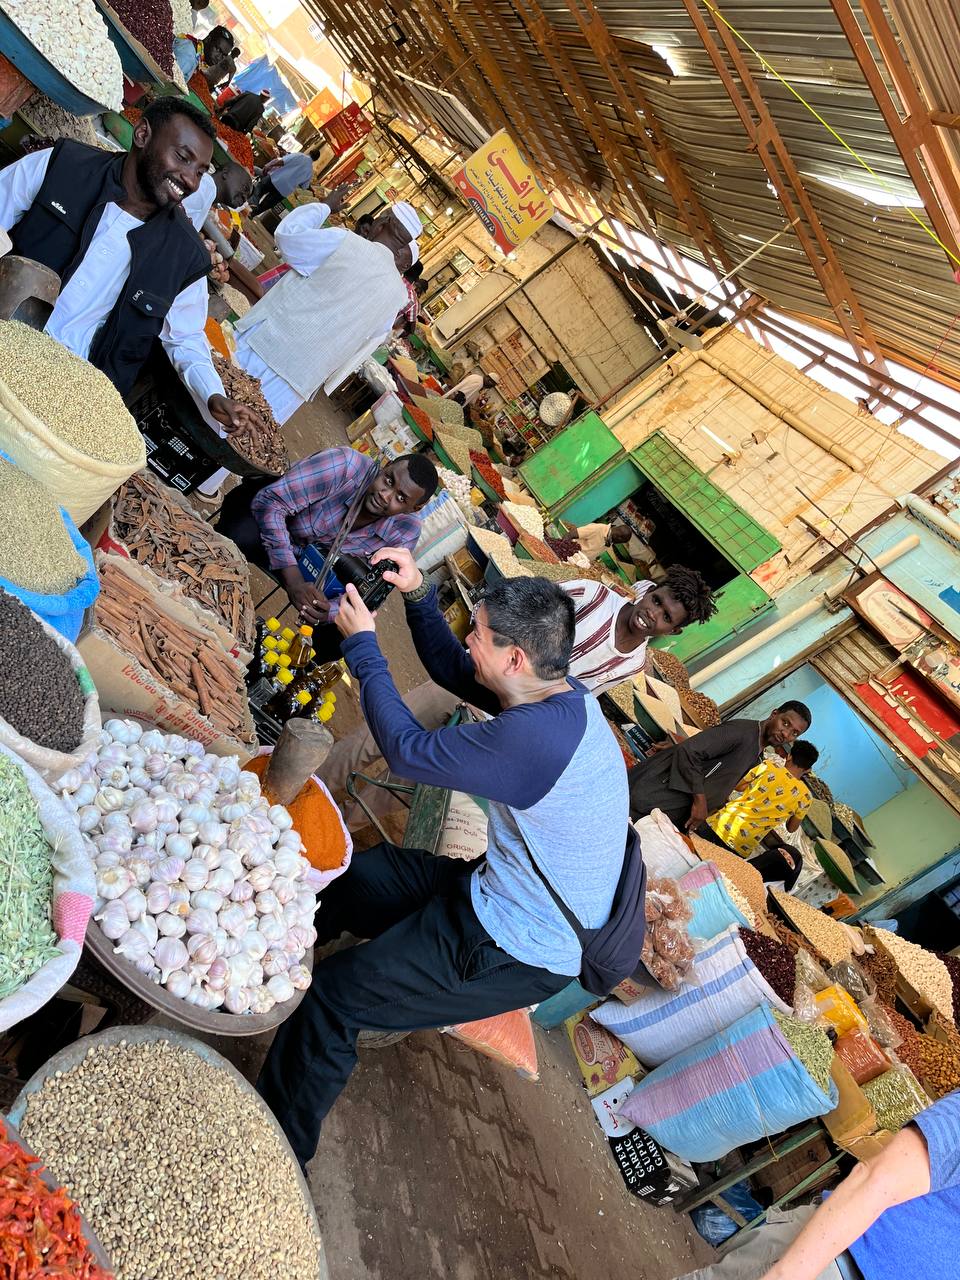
top-left (453, 130), bottom-right (554, 254)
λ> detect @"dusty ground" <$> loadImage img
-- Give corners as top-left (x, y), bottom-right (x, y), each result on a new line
top-left (197, 393), bottom-right (713, 1278)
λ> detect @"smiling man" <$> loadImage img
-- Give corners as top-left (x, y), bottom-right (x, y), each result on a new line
top-left (629, 701), bottom-right (813, 831)
top-left (0, 98), bottom-right (253, 432)
top-left (216, 445), bottom-right (437, 646)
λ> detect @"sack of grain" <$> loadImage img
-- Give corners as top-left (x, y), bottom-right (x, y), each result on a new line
top-left (0, 450), bottom-right (99, 642)
top-left (618, 1004), bottom-right (839, 1162)
top-left (0, 601), bottom-right (101, 781)
top-left (679, 860), bottom-right (753, 938)
top-left (0, 742), bottom-right (96, 1034)
top-left (0, 322), bottom-right (145, 522)
top-left (593, 926), bottom-right (792, 1066)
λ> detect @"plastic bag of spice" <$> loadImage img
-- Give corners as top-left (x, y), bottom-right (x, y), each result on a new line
top-left (793, 948), bottom-right (834, 1023)
top-left (861, 997), bottom-right (902, 1051)
top-left (827, 959), bottom-right (875, 1005)
top-left (835, 1027), bottom-right (890, 1085)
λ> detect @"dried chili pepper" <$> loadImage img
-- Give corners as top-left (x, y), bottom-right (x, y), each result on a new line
top-left (0, 1118), bottom-right (114, 1279)
top-left (469, 450), bottom-right (507, 499)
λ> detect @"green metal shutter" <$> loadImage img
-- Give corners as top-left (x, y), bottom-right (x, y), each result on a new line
top-left (630, 432), bottom-right (781, 573)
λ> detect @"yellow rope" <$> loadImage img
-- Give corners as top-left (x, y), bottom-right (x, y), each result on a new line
top-left (702, 0), bottom-right (960, 269)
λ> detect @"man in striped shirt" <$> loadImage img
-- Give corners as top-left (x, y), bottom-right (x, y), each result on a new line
top-left (564, 565), bottom-right (716, 694)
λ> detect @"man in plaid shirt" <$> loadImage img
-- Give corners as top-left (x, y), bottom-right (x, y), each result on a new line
top-left (218, 446), bottom-right (438, 629)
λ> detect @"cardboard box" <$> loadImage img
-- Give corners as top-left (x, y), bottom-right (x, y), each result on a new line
top-left (752, 1134), bottom-right (835, 1202)
top-left (823, 1058), bottom-right (877, 1145)
top-left (608, 1128), bottom-right (698, 1205)
top-left (79, 557), bottom-right (254, 760)
top-left (591, 1079), bottom-right (638, 1138)
top-left (564, 1010), bottom-right (641, 1097)
top-left (836, 1130), bottom-right (897, 1161)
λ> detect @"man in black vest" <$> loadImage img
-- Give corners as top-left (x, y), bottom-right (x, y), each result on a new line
top-left (0, 98), bottom-right (254, 433)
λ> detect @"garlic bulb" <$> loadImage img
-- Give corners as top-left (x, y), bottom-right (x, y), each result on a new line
top-left (287, 964), bottom-right (312, 991)
top-left (247, 862), bottom-right (276, 893)
top-left (262, 949), bottom-right (289, 977)
top-left (187, 933), bottom-right (218, 966)
top-left (121, 886), bottom-right (147, 922)
top-left (145, 882), bottom-right (172, 914)
top-left (155, 937), bottom-right (188, 983)
top-left (156, 912), bottom-right (186, 939)
top-left (267, 973), bottom-right (295, 1004)
top-left (223, 985), bottom-right (251, 1014)
top-left (153, 856), bottom-right (185, 884)
top-left (191, 888), bottom-right (223, 914)
top-left (96, 900), bottom-right (130, 941)
top-left (115, 928), bottom-right (150, 962)
top-left (164, 970), bottom-right (193, 999)
top-left (181, 858), bottom-right (209, 892)
top-left (249, 987), bottom-right (276, 1015)
top-left (185, 907), bottom-right (218, 936)
top-left (97, 866), bottom-right (134, 901)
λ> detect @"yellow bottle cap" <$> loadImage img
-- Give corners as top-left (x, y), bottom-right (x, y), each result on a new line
top-left (266, 618), bottom-right (281, 632)
top-left (281, 627), bottom-right (296, 641)
top-left (277, 669), bottom-right (294, 686)
top-left (277, 640), bottom-right (290, 653)
top-left (299, 624), bottom-right (313, 637)
top-left (295, 690), bottom-right (311, 706)
top-left (318, 703), bottom-right (335, 721)
top-left (264, 651), bottom-right (279, 667)
top-left (277, 654), bottom-right (292, 669)
top-left (323, 691), bottom-right (336, 704)
top-left (263, 636), bottom-right (278, 651)
top-left (308, 648), bottom-right (316, 660)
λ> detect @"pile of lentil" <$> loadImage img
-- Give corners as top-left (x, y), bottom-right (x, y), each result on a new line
top-left (0, 753), bottom-right (59, 1000)
top-left (739, 928), bottom-right (796, 1006)
top-left (770, 889), bottom-right (852, 966)
top-left (0, 322), bottom-right (143, 465)
top-left (861, 1066), bottom-right (929, 1130)
top-left (412, 393), bottom-right (465, 427)
top-left (647, 648), bottom-right (691, 689)
top-left (0, 457), bottom-right (87, 594)
top-left (0, 588), bottom-right (85, 750)
top-left (21, 1038), bottom-right (322, 1280)
top-left (772, 1009), bottom-right (834, 1093)
top-left (211, 353), bottom-right (288, 475)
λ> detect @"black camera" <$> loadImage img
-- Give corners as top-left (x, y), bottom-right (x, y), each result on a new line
top-left (330, 552), bottom-right (398, 611)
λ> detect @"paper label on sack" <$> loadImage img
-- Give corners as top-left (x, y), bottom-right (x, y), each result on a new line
top-left (591, 1079), bottom-right (637, 1137)
top-left (565, 1011), bottom-right (641, 1097)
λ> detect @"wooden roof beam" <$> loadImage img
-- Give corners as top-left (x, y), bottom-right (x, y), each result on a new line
top-left (828, 0), bottom-right (960, 271)
top-left (680, 0), bottom-right (890, 375)
top-left (563, 0), bottom-right (736, 281)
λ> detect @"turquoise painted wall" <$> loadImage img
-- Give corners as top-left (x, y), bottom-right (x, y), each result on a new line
top-left (696, 511), bottom-right (960, 706)
top-left (861, 785), bottom-right (960, 897)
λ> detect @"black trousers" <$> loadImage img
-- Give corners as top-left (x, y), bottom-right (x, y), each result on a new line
top-left (256, 843), bottom-right (569, 1167)
top-left (250, 176), bottom-right (281, 217)
top-left (217, 479), bottom-right (344, 662)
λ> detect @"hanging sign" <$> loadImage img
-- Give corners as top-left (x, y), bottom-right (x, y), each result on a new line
top-left (453, 130), bottom-right (553, 254)
top-left (322, 103), bottom-right (372, 154)
top-left (304, 88), bottom-right (342, 128)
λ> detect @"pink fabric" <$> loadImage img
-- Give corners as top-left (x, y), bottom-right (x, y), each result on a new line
top-left (54, 891), bottom-right (94, 944)
top-left (623, 1026), bottom-right (792, 1125)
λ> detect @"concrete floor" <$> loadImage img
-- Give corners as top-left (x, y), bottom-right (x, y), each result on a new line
top-left (198, 392), bottom-right (713, 1279)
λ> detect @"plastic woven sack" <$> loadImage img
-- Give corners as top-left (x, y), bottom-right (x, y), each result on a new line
top-left (679, 861), bottom-right (752, 938)
top-left (445, 1009), bottom-right (539, 1080)
top-left (0, 742), bottom-right (95, 1033)
top-left (0, 371), bottom-right (145, 523)
top-left (593, 926), bottom-right (792, 1066)
top-left (0, 448), bottom-right (99, 642)
top-left (618, 1004), bottom-right (839, 1162)
top-left (633, 810), bottom-right (700, 879)
top-left (0, 603), bottom-right (101, 781)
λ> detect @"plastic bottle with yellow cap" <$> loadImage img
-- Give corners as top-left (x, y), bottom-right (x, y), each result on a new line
top-left (288, 624), bottom-right (314, 669)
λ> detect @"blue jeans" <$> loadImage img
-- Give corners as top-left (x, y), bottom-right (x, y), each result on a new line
top-left (256, 843), bottom-right (569, 1165)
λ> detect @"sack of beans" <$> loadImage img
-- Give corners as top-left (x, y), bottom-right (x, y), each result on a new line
top-left (0, 451), bottom-right (99, 641)
top-left (0, 742), bottom-right (96, 1034)
top-left (679, 860), bottom-right (752, 938)
top-left (593, 926), bottom-right (792, 1066)
top-left (0, 589), bottom-right (102, 780)
top-left (618, 1004), bottom-right (839, 1162)
top-left (0, 322), bottom-right (145, 522)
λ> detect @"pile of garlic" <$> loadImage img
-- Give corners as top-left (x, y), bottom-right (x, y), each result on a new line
top-left (438, 465), bottom-right (473, 517)
top-left (59, 720), bottom-right (317, 1016)
top-left (0, 0), bottom-right (124, 111)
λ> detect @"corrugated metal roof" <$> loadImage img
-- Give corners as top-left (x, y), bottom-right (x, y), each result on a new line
top-left (304, 0), bottom-right (960, 383)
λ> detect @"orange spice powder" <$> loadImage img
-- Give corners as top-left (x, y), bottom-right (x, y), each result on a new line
top-left (247, 754), bottom-right (347, 871)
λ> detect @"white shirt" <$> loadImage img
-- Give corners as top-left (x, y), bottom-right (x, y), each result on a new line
top-left (444, 372), bottom-right (485, 405)
top-left (564, 579), bottom-right (655, 695)
top-left (0, 149), bottom-right (223, 410)
top-left (235, 203), bottom-right (393, 424)
top-left (182, 171), bottom-right (217, 231)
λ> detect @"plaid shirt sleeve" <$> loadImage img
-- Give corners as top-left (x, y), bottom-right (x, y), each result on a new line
top-left (251, 448), bottom-right (367, 570)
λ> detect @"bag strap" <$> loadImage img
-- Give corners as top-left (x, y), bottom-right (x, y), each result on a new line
top-left (524, 830), bottom-right (633, 942)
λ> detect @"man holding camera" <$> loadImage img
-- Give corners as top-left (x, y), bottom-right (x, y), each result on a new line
top-left (217, 447), bottom-right (438, 650)
top-left (257, 550), bottom-right (630, 1169)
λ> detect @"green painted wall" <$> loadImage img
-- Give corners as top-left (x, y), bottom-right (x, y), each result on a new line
top-left (863, 785), bottom-right (960, 894)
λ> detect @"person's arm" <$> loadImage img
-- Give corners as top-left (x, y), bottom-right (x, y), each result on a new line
top-left (670, 721), bottom-right (755, 832)
top-left (337, 587), bottom-right (571, 804)
top-left (761, 1124), bottom-right (932, 1280)
top-left (161, 278), bottom-right (256, 435)
top-left (0, 148), bottom-right (52, 230)
top-left (272, 203), bottom-right (346, 275)
top-left (370, 547), bottom-right (500, 714)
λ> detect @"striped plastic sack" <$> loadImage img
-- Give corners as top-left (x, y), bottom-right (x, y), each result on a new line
top-left (618, 1004), bottom-right (838, 1162)
top-left (592, 927), bottom-right (791, 1066)
top-left (680, 860), bottom-right (752, 938)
